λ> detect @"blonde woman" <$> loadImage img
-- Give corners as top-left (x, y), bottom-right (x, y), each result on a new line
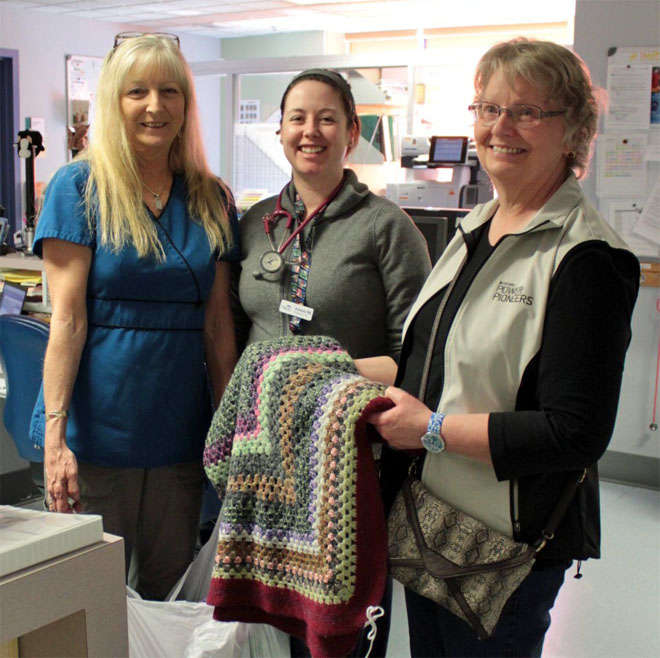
top-left (30, 33), bottom-right (239, 600)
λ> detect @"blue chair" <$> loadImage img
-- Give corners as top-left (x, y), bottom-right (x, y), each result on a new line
top-left (0, 314), bottom-right (49, 495)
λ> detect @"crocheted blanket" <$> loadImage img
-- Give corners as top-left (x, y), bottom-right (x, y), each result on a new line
top-left (203, 336), bottom-right (392, 658)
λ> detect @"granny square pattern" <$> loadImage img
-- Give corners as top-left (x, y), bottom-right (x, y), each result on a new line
top-left (203, 335), bottom-right (391, 658)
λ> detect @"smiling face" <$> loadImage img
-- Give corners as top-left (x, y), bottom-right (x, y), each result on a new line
top-left (120, 65), bottom-right (185, 161)
top-left (474, 69), bottom-right (569, 196)
top-left (280, 79), bottom-right (358, 188)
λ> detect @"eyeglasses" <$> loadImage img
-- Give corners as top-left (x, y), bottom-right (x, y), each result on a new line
top-left (113, 32), bottom-right (180, 50)
top-left (468, 102), bottom-right (566, 127)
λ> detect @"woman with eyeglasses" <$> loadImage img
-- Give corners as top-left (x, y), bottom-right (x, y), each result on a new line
top-left (29, 33), bottom-right (239, 600)
top-left (365, 38), bottom-right (639, 656)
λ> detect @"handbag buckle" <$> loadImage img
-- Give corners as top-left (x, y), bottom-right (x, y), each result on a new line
top-left (408, 458), bottom-right (421, 478)
top-left (535, 529), bottom-right (555, 553)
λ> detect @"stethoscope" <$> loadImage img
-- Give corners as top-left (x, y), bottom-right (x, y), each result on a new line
top-left (255, 175), bottom-right (345, 278)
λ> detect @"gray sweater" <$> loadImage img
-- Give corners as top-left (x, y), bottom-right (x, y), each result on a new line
top-left (232, 169), bottom-right (431, 359)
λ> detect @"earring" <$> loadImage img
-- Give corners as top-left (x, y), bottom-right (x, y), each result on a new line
top-left (565, 151), bottom-right (576, 159)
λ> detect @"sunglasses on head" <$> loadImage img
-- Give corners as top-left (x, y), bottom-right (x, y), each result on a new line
top-left (113, 32), bottom-right (180, 50)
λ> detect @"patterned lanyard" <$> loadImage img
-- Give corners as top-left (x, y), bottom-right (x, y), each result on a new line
top-left (289, 195), bottom-right (315, 333)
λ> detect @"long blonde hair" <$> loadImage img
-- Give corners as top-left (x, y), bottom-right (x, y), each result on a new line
top-left (77, 34), bottom-right (232, 259)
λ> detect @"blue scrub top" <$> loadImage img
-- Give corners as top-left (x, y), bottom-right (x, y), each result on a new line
top-left (30, 161), bottom-right (240, 467)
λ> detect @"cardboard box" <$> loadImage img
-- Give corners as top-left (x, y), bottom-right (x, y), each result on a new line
top-left (640, 261), bottom-right (660, 287)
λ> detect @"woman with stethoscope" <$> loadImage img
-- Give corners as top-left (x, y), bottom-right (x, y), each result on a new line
top-left (233, 69), bottom-right (430, 373)
top-left (231, 69), bottom-right (431, 657)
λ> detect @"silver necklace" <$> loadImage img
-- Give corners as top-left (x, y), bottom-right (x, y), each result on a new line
top-left (142, 181), bottom-right (166, 210)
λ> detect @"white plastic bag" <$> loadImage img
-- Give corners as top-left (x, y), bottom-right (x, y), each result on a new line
top-left (127, 587), bottom-right (244, 658)
top-left (127, 588), bottom-right (290, 658)
top-left (168, 518), bottom-right (220, 603)
top-left (246, 624), bottom-right (291, 658)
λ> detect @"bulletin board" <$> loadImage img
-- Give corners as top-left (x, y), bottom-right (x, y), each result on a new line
top-left (65, 54), bottom-right (104, 159)
top-left (598, 46), bottom-right (660, 259)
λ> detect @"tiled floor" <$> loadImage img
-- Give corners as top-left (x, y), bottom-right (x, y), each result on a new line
top-left (386, 480), bottom-right (660, 658)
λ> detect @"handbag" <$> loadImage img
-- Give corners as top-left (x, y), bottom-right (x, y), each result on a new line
top-left (387, 262), bottom-right (585, 639)
top-left (388, 469), bottom-right (584, 639)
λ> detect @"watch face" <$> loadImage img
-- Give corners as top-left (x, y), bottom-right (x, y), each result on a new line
top-left (260, 250), bottom-right (284, 274)
top-left (421, 431), bottom-right (445, 453)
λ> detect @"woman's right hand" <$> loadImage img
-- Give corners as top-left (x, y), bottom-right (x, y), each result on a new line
top-left (366, 386), bottom-right (431, 451)
top-left (45, 440), bottom-right (82, 513)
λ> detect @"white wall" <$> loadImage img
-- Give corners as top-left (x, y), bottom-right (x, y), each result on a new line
top-left (220, 31), bottom-right (343, 59)
top-left (574, 0), bottom-right (660, 480)
top-left (0, 5), bottom-right (222, 192)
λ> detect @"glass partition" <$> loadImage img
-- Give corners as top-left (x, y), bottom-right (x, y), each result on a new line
top-left (234, 72), bottom-right (294, 210)
top-left (233, 65), bottom-right (410, 203)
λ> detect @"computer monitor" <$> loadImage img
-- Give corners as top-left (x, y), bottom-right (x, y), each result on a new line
top-left (0, 282), bottom-right (27, 316)
top-left (404, 207), bottom-right (469, 264)
top-left (427, 136), bottom-right (469, 166)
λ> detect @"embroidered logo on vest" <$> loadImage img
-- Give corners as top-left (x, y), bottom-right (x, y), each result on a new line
top-left (492, 281), bottom-right (534, 305)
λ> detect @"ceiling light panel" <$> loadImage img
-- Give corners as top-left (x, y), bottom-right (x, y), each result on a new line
top-left (285, 0), bottom-right (373, 5)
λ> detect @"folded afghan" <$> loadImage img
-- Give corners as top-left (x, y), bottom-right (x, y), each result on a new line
top-left (203, 335), bottom-right (392, 658)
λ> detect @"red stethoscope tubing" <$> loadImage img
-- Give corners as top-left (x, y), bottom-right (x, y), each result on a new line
top-left (263, 175), bottom-right (345, 254)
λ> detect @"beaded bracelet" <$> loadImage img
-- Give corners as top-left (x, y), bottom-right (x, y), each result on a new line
top-left (46, 409), bottom-right (69, 420)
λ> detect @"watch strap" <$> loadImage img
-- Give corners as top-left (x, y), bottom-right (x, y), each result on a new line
top-left (427, 412), bottom-right (445, 436)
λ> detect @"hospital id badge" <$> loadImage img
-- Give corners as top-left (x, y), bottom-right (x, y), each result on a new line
top-left (279, 299), bottom-right (314, 322)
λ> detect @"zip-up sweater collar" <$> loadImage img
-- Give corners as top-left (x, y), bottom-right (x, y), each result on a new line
top-left (280, 169), bottom-right (370, 226)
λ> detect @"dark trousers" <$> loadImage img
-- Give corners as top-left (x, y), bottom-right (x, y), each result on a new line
top-left (405, 562), bottom-right (570, 658)
top-left (77, 461), bottom-right (204, 601)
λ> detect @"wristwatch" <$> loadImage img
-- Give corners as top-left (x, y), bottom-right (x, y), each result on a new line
top-left (420, 412), bottom-right (446, 453)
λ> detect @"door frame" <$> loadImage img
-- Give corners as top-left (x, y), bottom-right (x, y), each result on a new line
top-left (0, 48), bottom-right (21, 233)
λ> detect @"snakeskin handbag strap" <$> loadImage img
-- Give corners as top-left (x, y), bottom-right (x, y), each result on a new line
top-left (535, 468), bottom-right (588, 551)
top-left (417, 255), bottom-right (466, 400)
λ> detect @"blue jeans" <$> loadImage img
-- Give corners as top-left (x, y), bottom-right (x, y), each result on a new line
top-left (405, 561), bottom-right (570, 658)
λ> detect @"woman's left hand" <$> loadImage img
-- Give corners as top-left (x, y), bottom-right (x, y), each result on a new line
top-left (366, 386), bottom-right (432, 451)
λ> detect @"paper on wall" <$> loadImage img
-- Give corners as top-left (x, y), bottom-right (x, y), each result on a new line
top-left (597, 134), bottom-right (648, 197)
top-left (633, 176), bottom-right (660, 247)
top-left (605, 65), bottom-right (653, 131)
top-left (609, 201), bottom-right (660, 258)
top-left (646, 129), bottom-right (660, 161)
